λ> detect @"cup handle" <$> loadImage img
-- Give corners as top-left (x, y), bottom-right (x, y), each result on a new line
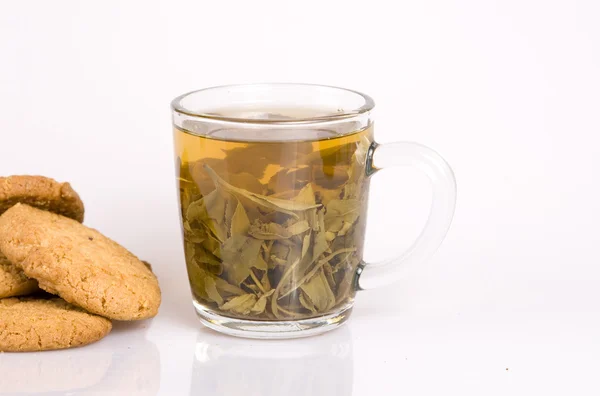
top-left (357, 141), bottom-right (457, 289)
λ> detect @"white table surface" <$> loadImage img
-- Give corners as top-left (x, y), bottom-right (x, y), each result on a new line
top-left (2, 234), bottom-right (599, 396)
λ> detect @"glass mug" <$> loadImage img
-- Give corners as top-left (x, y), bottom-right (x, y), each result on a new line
top-left (172, 84), bottom-right (456, 339)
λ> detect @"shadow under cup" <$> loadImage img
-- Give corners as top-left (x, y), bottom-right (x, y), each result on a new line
top-left (172, 84), bottom-right (375, 339)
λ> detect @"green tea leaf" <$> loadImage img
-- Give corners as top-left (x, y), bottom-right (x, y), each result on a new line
top-left (279, 247), bottom-right (357, 299)
top-left (343, 182), bottom-right (359, 200)
top-left (271, 258), bottom-right (301, 318)
top-left (299, 293), bottom-right (317, 314)
top-left (342, 138), bottom-right (370, 199)
top-left (183, 220), bottom-right (206, 243)
top-left (194, 244), bottom-right (223, 275)
top-left (221, 294), bottom-right (258, 315)
top-left (317, 208), bottom-right (326, 231)
top-left (325, 199), bottom-right (360, 234)
top-left (261, 271), bottom-right (272, 291)
top-left (213, 276), bottom-right (246, 296)
top-left (240, 238), bottom-right (265, 268)
top-left (286, 220), bottom-right (311, 235)
top-left (313, 184), bottom-right (344, 205)
top-left (187, 261), bottom-right (209, 301)
top-left (337, 221), bottom-right (354, 236)
top-left (205, 165), bottom-right (321, 216)
top-left (269, 242), bottom-right (289, 265)
top-left (323, 262), bottom-right (336, 290)
top-left (301, 233), bottom-right (311, 258)
top-left (245, 284), bottom-right (261, 293)
top-left (248, 267), bottom-right (267, 294)
top-left (249, 220), bottom-right (310, 240)
top-left (306, 208), bottom-right (318, 230)
top-left (325, 231), bottom-right (336, 242)
top-left (222, 234), bottom-right (247, 252)
top-left (331, 251), bottom-right (354, 274)
top-left (179, 175), bottom-right (197, 213)
top-left (200, 190), bottom-right (223, 219)
top-left (230, 201), bottom-right (250, 236)
top-left (254, 254), bottom-right (268, 271)
top-left (204, 277), bottom-right (224, 305)
top-left (267, 167), bottom-right (311, 192)
top-left (201, 231), bottom-right (222, 256)
top-left (354, 135), bottom-right (371, 166)
top-left (249, 222), bottom-right (286, 240)
top-left (261, 241), bottom-right (272, 263)
top-left (277, 238), bottom-right (295, 247)
top-left (275, 212), bottom-right (327, 298)
top-left (251, 290), bottom-right (275, 314)
top-left (336, 257), bottom-right (360, 304)
top-left (190, 157), bottom-right (229, 193)
top-left (346, 161), bottom-right (363, 188)
top-left (224, 196), bottom-right (237, 234)
top-left (299, 270), bottom-right (336, 312)
top-left (325, 199), bottom-right (360, 219)
top-left (293, 183), bottom-right (316, 205)
top-left (186, 191), bottom-right (228, 242)
top-left (184, 241), bottom-right (196, 265)
top-left (270, 255), bottom-right (287, 266)
top-left (313, 211), bottom-right (328, 260)
top-left (186, 198), bottom-right (207, 223)
top-left (222, 236), bottom-right (264, 285)
top-left (285, 243), bottom-right (303, 269)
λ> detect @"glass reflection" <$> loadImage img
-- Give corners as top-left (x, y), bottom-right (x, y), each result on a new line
top-left (191, 326), bottom-right (353, 396)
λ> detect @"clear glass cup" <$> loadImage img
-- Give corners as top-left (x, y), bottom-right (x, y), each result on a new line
top-left (171, 84), bottom-right (456, 339)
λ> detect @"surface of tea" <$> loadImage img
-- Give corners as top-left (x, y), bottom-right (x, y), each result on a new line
top-left (174, 123), bottom-right (373, 321)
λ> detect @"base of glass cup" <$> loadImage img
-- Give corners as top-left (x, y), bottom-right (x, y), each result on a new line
top-left (193, 300), bottom-right (353, 339)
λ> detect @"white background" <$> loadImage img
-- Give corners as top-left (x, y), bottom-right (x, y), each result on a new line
top-left (1, 0), bottom-right (599, 395)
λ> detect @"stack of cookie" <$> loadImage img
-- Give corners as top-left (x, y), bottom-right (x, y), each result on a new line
top-left (0, 176), bottom-right (161, 352)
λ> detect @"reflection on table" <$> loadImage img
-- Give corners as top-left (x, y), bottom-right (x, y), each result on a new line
top-left (191, 325), bottom-right (353, 396)
top-left (0, 322), bottom-right (160, 395)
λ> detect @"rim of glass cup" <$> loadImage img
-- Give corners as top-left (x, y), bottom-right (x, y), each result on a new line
top-left (170, 83), bottom-right (375, 125)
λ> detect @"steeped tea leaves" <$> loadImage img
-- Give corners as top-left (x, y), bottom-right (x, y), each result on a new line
top-left (176, 125), bottom-right (373, 320)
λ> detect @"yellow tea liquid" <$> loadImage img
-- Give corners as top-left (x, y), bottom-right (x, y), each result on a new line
top-left (174, 121), bottom-right (373, 320)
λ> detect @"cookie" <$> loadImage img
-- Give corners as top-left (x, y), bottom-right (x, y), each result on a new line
top-left (0, 204), bottom-right (161, 320)
top-left (0, 252), bottom-right (39, 298)
top-left (0, 297), bottom-right (112, 352)
top-left (142, 260), bottom-right (153, 271)
top-left (0, 175), bottom-right (84, 222)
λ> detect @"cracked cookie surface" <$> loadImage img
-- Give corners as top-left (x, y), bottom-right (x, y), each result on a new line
top-left (0, 204), bottom-right (161, 320)
top-left (0, 252), bottom-right (39, 298)
top-left (0, 175), bottom-right (84, 222)
top-left (0, 297), bottom-right (112, 352)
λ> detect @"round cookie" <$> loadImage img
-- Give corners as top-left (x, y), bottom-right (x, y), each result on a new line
top-left (0, 252), bottom-right (39, 298)
top-left (0, 204), bottom-right (161, 320)
top-left (142, 260), bottom-right (153, 271)
top-left (0, 175), bottom-right (84, 222)
top-left (0, 297), bottom-right (112, 352)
